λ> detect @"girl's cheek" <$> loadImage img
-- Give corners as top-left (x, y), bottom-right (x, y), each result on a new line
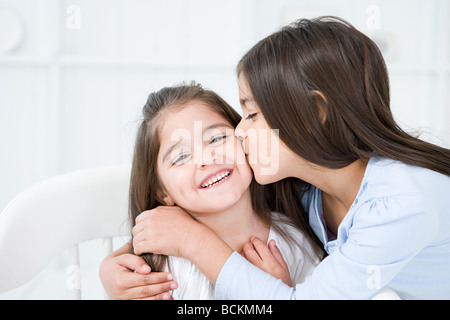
top-left (233, 141), bottom-right (248, 166)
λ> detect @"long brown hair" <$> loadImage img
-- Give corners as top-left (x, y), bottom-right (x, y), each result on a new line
top-left (237, 16), bottom-right (450, 175)
top-left (130, 82), bottom-right (325, 272)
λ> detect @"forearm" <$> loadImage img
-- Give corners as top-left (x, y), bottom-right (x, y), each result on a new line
top-left (186, 224), bottom-right (234, 285)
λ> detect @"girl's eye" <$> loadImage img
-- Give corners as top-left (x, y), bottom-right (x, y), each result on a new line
top-left (246, 113), bottom-right (257, 120)
top-left (172, 153), bottom-right (190, 165)
top-left (210, 135), bottom-right (227, 144)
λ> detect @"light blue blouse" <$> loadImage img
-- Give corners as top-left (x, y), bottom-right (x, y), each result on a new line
top-left (215, 157), bottom-right (450, 299)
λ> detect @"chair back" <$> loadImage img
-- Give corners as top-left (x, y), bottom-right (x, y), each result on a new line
top-left (0, 165), bottom-right (131, 295)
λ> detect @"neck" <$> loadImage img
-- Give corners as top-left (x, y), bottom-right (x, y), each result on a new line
top-left (186, 189), bottom-right (269, 253)
top-left (316, 159), bottom-right (369, 207)
top-left (293, 157), bottom-right (369, 234)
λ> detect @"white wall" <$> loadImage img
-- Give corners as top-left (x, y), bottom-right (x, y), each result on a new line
top-left (0, 0), bottom-right (449, 299)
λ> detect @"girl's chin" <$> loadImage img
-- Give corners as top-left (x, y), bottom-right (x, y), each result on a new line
top-left (196, 191), bottom-right (244, 212)
top-left (251, 167), bottom-right (279, 185)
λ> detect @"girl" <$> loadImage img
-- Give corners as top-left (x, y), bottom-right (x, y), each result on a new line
top-left (103, 82), bottom-right (322, 299)
top-left (132, 17), bottom-right (450, 299)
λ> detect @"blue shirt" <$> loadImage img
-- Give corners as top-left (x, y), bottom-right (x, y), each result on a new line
top-left (215, 158), bottom-right (450, 299)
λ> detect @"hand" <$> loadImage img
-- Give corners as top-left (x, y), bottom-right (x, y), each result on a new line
top-left (242, 237), bottom-right (293, 287)
top-left (132, 205), bottom-right (234, 284)
top-left (99, 244), bottom-right (178, 300)
top-left (132, 206), bottom-right (201, 259)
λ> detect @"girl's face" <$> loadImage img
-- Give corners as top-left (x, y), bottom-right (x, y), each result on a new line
top-left (235, 75), bottom-right (304, 184)
top-left (156, 102), bottom-right (253, 216)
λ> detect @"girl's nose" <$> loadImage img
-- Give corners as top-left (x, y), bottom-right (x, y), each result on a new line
top-left (195, 147), bottom-right (217, 168)
top-left (234, 121), bottom-right (247, 142)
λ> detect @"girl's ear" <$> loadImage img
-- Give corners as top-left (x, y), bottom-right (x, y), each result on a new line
top-left (162, 194), bottom-right (175, 206)
top-left (156, 188), bottom-right (175, 206)
top-left (313, 90), bottom-right (328, 124)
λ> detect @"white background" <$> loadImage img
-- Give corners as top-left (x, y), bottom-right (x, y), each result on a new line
top-left (0, 0), bottom-right (449, 299)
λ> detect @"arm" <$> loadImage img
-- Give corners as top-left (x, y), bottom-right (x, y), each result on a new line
top-left (99, 241), bottom-right (177, 300)
top-left (132, 206), bottom-right (234, 284)
top-left (187, 225), bottom-right (234, 284)
top-left (216, 194), bottom-right (438, 299)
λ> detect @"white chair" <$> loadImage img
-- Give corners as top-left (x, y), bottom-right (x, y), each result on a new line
top-left (0, 165), bottom-right (131, 299)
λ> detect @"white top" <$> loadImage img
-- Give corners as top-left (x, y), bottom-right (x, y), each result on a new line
top-left (164, 212), bottom-right (320, 300)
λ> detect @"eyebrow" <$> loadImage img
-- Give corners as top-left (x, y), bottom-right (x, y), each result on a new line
top-left (204, 122), bottom-right (233, 133)
top-left (162, 122), bottom-right (233, 164)
top-left (240, 97), bottom-right (257, 110)
top-left (240, 98), bottom-right (249, 107)
top-left (163, 138), bottom-right (183, 163)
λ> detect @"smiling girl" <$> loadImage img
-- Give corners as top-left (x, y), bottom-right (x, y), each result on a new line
top-left (104, 82), bottom-right (322, 299)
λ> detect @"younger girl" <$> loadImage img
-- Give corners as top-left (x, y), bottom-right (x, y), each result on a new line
top-left (126, 83), bottom-right (322, 299)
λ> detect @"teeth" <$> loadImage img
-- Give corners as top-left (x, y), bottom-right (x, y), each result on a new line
top-left (201, 171), bottom-right (231, 188)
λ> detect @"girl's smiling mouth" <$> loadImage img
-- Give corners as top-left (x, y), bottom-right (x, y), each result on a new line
top-left (199, 169), bottom-right (233, 189)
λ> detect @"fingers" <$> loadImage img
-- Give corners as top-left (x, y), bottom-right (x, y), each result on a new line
top-left (131, 224), bottom-right (152, 256)
top-left (114, 253), bottom-right (175, 288)
top-left (131, 219), bottom-right (146, 241)
top-left (242, 238), bottom-right (293, 287)
top-left (136, 292), bottom-right (173, 300)
top-left (134, 210), bottom-right (151, 224)
top-left (268, 239), bottom-right (288, 268)
top-left (138, 271), bottom-right (175, 287)
top-left (121, 268), bottom-right (174, 288)
top-left (132, 206), bottom-right (199, 259)
top-left (125, 276), bottom-right (178, 300)
top-left (133, 238), bottom-right (154, 256)
top-left (112, 271), bottom-right (178, 300)
top-left (249, 237), bottom-right (274, 262)
top-left (131, 210), bottom-right (160, 256)
top-left (242, 240), bottom-right (263, 267)
top-left (115, 253), bottom-right (151, 274)
top-left (242, 237), bottom-right (274, 268)
top-left (131, 233), bottom-right (145, 255)
top-left (131, 210), bottom-right (150, 241)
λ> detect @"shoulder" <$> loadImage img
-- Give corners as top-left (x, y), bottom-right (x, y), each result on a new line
top-left (366, 157), bottom-right (449, 198)
top-left (359, 157), bottom-right (448, 223)
top-left (349, 158), bottom-right (447, 250)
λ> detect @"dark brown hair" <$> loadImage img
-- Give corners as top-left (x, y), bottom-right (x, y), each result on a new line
top-left (130, 82), bottom-right (325, 272)
top-left (237, 16), bottom-right (450, 175)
